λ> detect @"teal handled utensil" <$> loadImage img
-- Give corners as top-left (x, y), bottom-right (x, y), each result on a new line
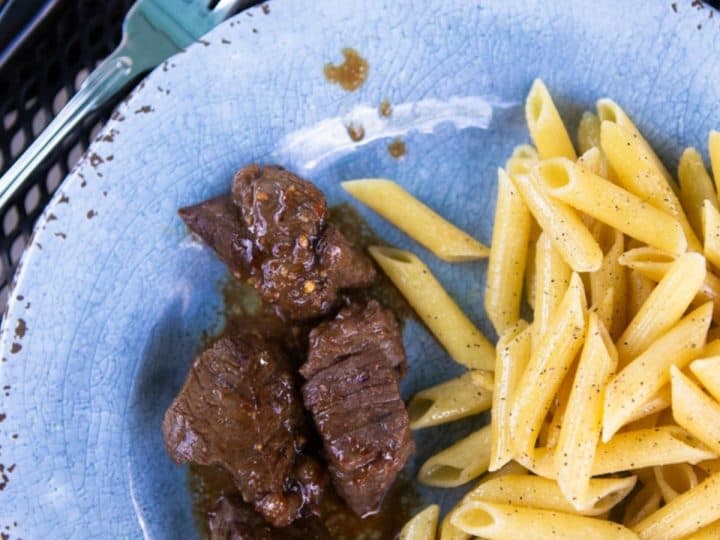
top-left (0, 0), bottom-right (244, 211)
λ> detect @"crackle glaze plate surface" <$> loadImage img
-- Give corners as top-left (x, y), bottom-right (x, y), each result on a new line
top-left (1, 0), bottom-right (719, 538)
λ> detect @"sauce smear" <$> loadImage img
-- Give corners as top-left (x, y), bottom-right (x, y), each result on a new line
top-left (388, 138), bottom-right (407, 159)
top-left (324, 48), bottom-right (369, 91)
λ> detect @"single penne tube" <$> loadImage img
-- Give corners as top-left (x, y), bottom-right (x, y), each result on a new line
top-left (679, 147), bottom-right (719, 239)
top-left (710, 130), bottom-right (720, 194)
top-left (653, 463), bottom-right (699, 503)
top-left (597, 98), bottom-right (672, 182)
top-left (703, 200), bottom-right (720, 270)
top-left (690, 356), bottom-right (720, 402)
top-left (343, 179), bottom-right (489, 261)
top-left (510, 273), bottom-right (587, 457)
top-left (418, 425), bottom-right (492, 487)
top-left (619, 247), bottom-right (720, 323)
top-left (603, 302), bottom-right (713, 440)
top-left (485, 169), bottom-right (532, 334)
top-left (523, 426), bottom-right (717, 478)
top-left (452, 501), bottom-right (638, 539)
top-left (399, 504), bottom-right (440, 540)
top-left (463, 474), bottom-right (636, 517)
top-left (489, 320), bottom-right (532, 471)
top-left (536, 158), bottom-right (687, 255)
top-left (556, 314), bottom-right (618, 509)
top-left (683, 520), bottom-right (720, 540)
top-left (577, 111), bottom-right (601, 154)
top-left (369, 246), bottom-right (495, 370)
top-left (577, 146), bottom-right (607, 178)
top-left (407, 371), bottom-right (492, 429)
top-left (623, 478), bottom-right (662, 527)
top-left (627, 269), bottom-right (655, 322)
top-left (525, 79), bottom-right (576, 160)
top-left (633, 472), bottom-right (720, 540)
top-left (601, 120), bottom-right (701, 251)
top-left (532, 232), bottom-right (572, 349)
top-left (670, 366), bottom-right (720, 454)
top-left (614, 252), bottom-right (706, 365)
top-left (590, 224), bottom-right (627, 339)
top-left (511, 169), bottom-right (602, 272)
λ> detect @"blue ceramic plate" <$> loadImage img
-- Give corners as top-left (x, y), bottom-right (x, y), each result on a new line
top-left (1, 0), bottom-right (719, 537)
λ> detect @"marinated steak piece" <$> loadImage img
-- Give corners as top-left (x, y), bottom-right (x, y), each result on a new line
top-left (163, 336), bottom-right (325, 527)
top-left (179, 164), bottom-right (376, 319)
top-left (301, 301), bottom-right (414, 517)
top-left (209, 495), bottom-right (330, 540)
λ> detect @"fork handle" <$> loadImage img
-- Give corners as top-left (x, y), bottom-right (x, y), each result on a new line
top-left (0, 45), bottom-right (147, 211)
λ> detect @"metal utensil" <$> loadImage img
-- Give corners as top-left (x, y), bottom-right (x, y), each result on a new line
top-left (0, 0), bottom-right (243, 211)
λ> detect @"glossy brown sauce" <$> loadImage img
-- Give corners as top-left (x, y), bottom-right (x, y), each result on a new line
top-left (388, 138), bottom-right (406, 159)
top-left (324, 48), bottom-right (369, 91)
top-left (188, 204), bottom-right (418, 538)
top-left (345, 123), bottom-right (365, 142)
top-left (379, 99), bottom-right (392, 118)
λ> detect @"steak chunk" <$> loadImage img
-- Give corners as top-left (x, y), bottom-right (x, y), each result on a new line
top-left (179, 165), bottom-right (376, 319)
top-left (163, 336), bottom-right (325, 526)
top-left (301, 301), bottom-right (414, 517)
top-left (208, 495), bottom-right (330, 540)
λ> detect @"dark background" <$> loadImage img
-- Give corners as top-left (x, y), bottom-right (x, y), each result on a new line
top-left (0, 0), bottom-right (718, 310)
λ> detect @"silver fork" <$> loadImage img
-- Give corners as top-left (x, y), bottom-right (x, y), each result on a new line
top-left (0, 0), bottom-right (244, 211)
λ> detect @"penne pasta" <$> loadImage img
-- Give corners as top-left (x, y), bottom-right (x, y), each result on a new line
top-left (399, 505), bottom-right (440, 540)
top-left (683, 520), bottom-right (720, 540)
top-left (540, 361), bottom-right (576, 450)
top-left (510, 273), bottom-right (587, 457)
top-left (689, 356), bottom-right (720, 402)
top-left (614, 252), bottom-right (706, 365)
top-left (710, 130), bottom-right (720, 194)
top-left (470, 369), bottom-right (494, 391)
top-left (600, 120), bottom-right (701, 251)
top-left (678, 147), bottom-right (718, 240)
top-left (506, 144), bottom-right (540, 177)
top-left (485, 169), bottom-right (532, 334)
top-left (597, 98), bottom-right (672, 183)
top-left (489, 320), bottom-right (531, 471)
top-left (702, 200), bottom-right (720, 270)
top-left (627, 269), bottom-right (655, 322)
top-left (697, 458), bottom-right (720, 476)
top-left (524, 221), bottom-right (540, 310)
top-left (603, 302), bottom-right (712, 440)
top-left (590, 224), bottom-right (627, 339)
top-left (418, 425), bottom-right (492, 487)
top-left (633, 472), bottom-right (720, 540)
top-left (577, 146), bottom-right (607, 179)
top-left (537, 158), bottom-right (687, 254)
top-left (369, 246), bottom-right (495, 370)
top-left (532, 232), bottom-right (572, 349)
top-left (511, 166), bottom-right (602, 272)
top-left (408, 371), bottom-right (492, 429)
top-left (653, 463), bottom-right (699, 503)
top-left (521, 426), bottom-right (717, 479)
top-left (343, 179), bottom-right (489, 261)
top-left (622, 386), bottom-right (671, 427)
top-left (556, 313), bottom-right (618, 509)
top-left (577, 111), bottom-right (601, 154)
top-left (462, 474), bottom-right (636, 517)
top-left (452, 501), bottom-right (638, 539)
top-left (670, 366), bottom-right (720, 454)
top-left (525, 79), bottom-right (576, 160)
top-left (623, 478), bottom-right (662, 527)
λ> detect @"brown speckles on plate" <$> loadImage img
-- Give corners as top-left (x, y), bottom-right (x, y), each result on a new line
top-left (87, 210), bottom-right (97, 220)
top-left (2, 386), bottom-right (9, 397)
top-left (54, 232), bottom-right (66, 239)
top-left (198, 38), bottom-right (210, 46)
top-left (379, 99), bottom-right (393, 117)
top-left (46, 213), bottom-right (57, 222)
top-left (388, 138), bottom-right (406, 158)
top-left (346, 123), bottom-right (365, 142)
top-left (252, 28), bottom-right (258, 33)
top-left (324, 48), bottom-right (369, 91)
top-left (10, 343), bottom-right (21, 354)
top-left (221, 38), bottom-right (231, 44)
top-left (106, 155), bottom-right (114, 162)
top-left (134, 105), bottom-right (154, 114)
top-left (14, 319), bottom-right (26, 340)
top-left (89, 153), bottom-right (103, 168)
top-left (58, 194), bottom-right (69, 204)
top-left (261, 3), bottom-right (270, 14)
top-left (111, 110), bottom-right (125, 122)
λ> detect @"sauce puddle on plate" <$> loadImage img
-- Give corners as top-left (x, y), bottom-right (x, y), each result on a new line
top-left (324, 48), bottom-right (369, 92)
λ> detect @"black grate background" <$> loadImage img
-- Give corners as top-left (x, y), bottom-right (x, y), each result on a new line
top-left (0, 0), bottom-right (718, 313)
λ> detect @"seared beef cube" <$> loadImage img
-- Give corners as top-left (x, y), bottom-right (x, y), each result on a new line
top-left (179, 165), bottom-right (376, 319)
top-left (301, 302), bottom-right (414, 517)
top-left (163, 336), bottom-right (325, 526)
top-left (209, 495), bottom-right (330, 540)
top-left (301, 300), bottom-right (407, 379)
top-left (178, 195), bottom-right (253, 277)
